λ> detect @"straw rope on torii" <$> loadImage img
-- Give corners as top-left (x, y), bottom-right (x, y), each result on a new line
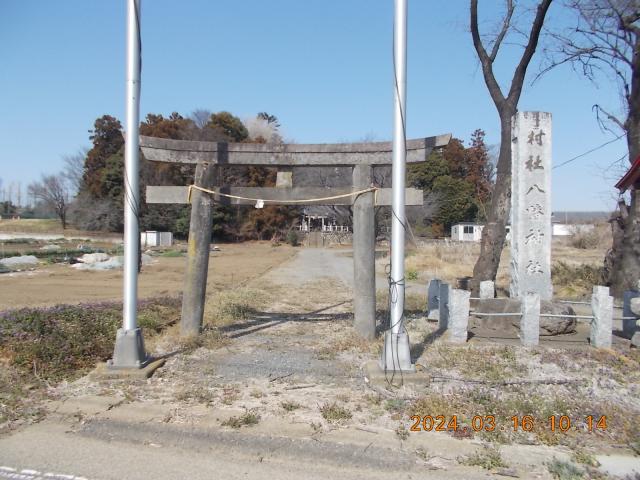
top-left (140, 133), bottom-right (451, 340)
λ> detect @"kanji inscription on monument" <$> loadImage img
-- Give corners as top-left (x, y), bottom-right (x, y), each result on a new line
top-left (510, 112), bottom-right (552, 300)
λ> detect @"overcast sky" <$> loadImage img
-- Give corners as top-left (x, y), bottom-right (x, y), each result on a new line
top-left (0, 1), bottom-right (628, 211)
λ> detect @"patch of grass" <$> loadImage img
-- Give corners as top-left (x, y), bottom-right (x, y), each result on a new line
top-left (427, 345), bottom-right (526, 382)
top-left (174, 387), bottom-right (215, 404)
top-left (205, 288), bottom-right (268, 326)
top-left (178, 327), bottom-right (228, 352)
top-left (406, 269), bottom-right (418, 281)
top-left (384, 398), bottom-right (407, 413)
top-left (0, 297), bottom-right (180, 432)
top-left (320, 402), bottom-right (352, 422)
top-left (221, 410), bottom-right (261, 429)
top-left (250, 389), bottom-right (264, 398)
top-left (460, 445), bottom-right (507, 470)
top-left (316, 331), bottom-right (376, 359)
top-left (552, 261), bottom-right (605, 298)
top-left (546, 458), bottom-right (584, 480)
top-left (281, 401), bottom-right (302, 412)
top-left (572, 449), bottom-right (600, 467)
top-left (0, 297), bottom-right (180, 381)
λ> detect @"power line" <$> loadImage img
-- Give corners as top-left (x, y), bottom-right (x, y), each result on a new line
top-left (553, 133), bottom-right (625, 170)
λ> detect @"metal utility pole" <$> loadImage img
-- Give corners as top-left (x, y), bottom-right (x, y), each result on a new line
top-left (380, 0), bottom-right (414, 372)
top-left (108, 0), bottom-right (148, 369)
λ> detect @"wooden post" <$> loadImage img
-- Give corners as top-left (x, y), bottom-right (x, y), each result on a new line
top-left (352, 164), bottom-right (376, 340)
top-left (181, 161), bottom-right (218, 337)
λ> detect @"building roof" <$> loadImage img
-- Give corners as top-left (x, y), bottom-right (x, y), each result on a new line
top-left (615, 154), bottom-right (640, 192)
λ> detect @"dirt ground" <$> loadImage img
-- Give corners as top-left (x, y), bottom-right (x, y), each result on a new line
top-left (0, 242), bottom-right (295, 310)
top-left (0, 247), bottom-right (633, 479)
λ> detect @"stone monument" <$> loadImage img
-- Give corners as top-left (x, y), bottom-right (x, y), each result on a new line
top-left (510, 112), bottom-right (553, 300)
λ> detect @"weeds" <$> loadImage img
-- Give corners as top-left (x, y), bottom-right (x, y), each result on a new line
top-left (281, 401), bottom-right (302, 412)
top-left (395, 424), bottom-right (409, 440)
top-left (546, 458), bottom-right (584, 480)
top-left (0, 297), bottom-right (180, 432)
top-left (460, 445), bottom-right (506, 470)
top-left (320, 402), bottom-right (352, 422)
top-left (221, 410), bottom-right (260, 428)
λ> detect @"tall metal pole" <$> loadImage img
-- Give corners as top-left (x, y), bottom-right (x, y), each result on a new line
top-left (123, 0), bottom-right (141, 332)
top-left (380, 0), bottom-right (414, 373)
top-left (108, 0), bottom-right (147, 369)
top-left (390, 0), bottom-right (407, 335)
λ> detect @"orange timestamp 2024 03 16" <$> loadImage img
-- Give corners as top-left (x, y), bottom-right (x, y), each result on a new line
top-left (408, 415), bottom-right (608, 433)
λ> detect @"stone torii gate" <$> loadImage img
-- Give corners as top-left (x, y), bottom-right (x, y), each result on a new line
top-left (141, 133), bottom-right (451, 340)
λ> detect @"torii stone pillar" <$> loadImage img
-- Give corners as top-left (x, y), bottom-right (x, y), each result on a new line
top-left (352, 164), bottom-right (376, 339)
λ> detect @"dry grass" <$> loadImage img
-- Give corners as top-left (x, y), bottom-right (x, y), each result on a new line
top-left (204, 287), bottom-right (270, 326)
top-left (405, 241), bottom-right (481, 285)
top-left (404, 226), bottom-right (611, 296)
top-left (316, 329), bottom-right (379, 359)
top-left (0, 219), bottom-right (62, 233)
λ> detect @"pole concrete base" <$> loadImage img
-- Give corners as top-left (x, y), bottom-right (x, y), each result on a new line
top-left (379, 330), bottom-right (415, 372)
top-left (107, 328), bottom-right (149, 369)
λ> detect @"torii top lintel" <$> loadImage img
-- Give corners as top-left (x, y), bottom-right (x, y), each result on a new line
top-left (139, 134), bottom-right (452, 166)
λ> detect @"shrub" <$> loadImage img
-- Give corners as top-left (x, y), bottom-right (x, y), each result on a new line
top-left (0, 297), bottom-right (180, 382)
top-left (320, 402), bottom-right (352, 422)
top-left (286, 230), bottom-right (300, 247)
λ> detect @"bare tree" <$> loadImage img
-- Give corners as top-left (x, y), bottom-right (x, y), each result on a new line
top-left (469, 0), bottom-right (554, 294)
top-left (189, 109), bottom-right (213, 129)
top-left (542, 0), bottom-right (640, 296)
top-left (28, 174), bottom-right (70, 229)
top-left (62, 147), bottom-right (88, 195)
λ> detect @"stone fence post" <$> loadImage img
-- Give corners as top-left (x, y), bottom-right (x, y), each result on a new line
top-left (438, 282), bottom-right (450, 331)
top-left (521, 293), bottom-right (540, 346)
top-left (479, 280), bottom-right (495, 299)
top-left (427, 279), bottom-right (441, 320)
top-left (623, 289), bottom-right (640, 339)
top-left (448, 289), bottom-right (470, 343)
top-left (591, 286), bottom-right (613, 349)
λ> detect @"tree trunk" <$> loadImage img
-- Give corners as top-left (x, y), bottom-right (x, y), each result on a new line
top-left (609, 188), bottom-right (640, 297)
top-left (471, 109), bottom-right (515, 294)
top-left (607, 33), bottom-right (640, 298)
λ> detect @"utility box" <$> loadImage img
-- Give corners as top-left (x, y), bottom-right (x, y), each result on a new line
top-left (141, 231), bottom-right (173, 247)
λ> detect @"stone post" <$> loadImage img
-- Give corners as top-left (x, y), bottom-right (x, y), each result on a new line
top-left (591, 286), bottom-right (613, 348)
top-left (438, 282), bottom-right (450, 332)
top-left (181, 162), bottom-right (218, 337)
top-left (427, 278), bottom-right (441, 320)
top-left (622, 290), bottom-right (640, 339)
top-left (479, 280), bottom-right (495, 299)
top-left (510, 112), bottom-right (553, 300)
top-left (448, 289), bottom-right (470, 343)
top-left (352, 164), bottom-right (376, 340)
top-left (520, 293), bottom-right (540, 346)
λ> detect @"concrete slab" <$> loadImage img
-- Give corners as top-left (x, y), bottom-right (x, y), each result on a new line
top-left (89, 357), bottom-right (166, 380)
top-left (363, 360), bottom-right (427, 388)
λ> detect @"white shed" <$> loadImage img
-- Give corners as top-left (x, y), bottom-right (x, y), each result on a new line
top-left (141, 231), bottom-right (173, 247)
top-left (451, 223), bottom-right (484, 242)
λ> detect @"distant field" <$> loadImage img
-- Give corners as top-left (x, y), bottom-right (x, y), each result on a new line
top-left (0, 219), bottom-right (62, 233)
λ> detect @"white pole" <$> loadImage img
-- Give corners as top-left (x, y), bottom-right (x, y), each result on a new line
top-left (390, 0), bottom-right (407, 335)
top-left (123, 0), bottom-right (141, 331)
